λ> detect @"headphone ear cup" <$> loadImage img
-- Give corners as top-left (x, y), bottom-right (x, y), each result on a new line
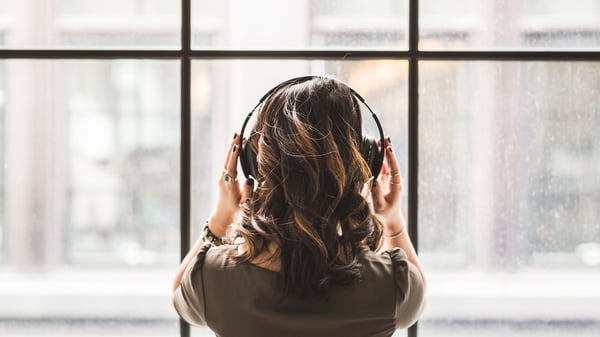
top-left (360, 136), bottom-right (382, 177)
top-left (240, 142), bottom-right (259, 180)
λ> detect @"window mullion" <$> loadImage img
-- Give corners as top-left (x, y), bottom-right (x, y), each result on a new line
top-left (408, 0), bottom-right (419, 337)
top-left (180, 0), bottom-right (192, 337)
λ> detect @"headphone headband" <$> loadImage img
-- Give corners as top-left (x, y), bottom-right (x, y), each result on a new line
top-left (238, 75), bottom-right (385, 181)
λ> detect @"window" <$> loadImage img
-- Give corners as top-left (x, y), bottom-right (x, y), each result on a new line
top-left (191, 0), bottom-right (408, 49)
top-left (0, 0), bottom-right (180, 48)
top-left (419, 61), bottom-right (600, 336)
top-left (420, 0), bottom-right (600, 49)
top-left (0, 59), bottom-right (180, 336)
top-left (1, 1), bottom-right (599, 337)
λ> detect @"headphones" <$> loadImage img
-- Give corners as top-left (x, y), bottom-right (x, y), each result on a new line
top-left (238, 75), bottom-right (386, 182)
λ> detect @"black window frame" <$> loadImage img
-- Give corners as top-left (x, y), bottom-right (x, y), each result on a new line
top-left (1, 1), bottom-right (600, 336)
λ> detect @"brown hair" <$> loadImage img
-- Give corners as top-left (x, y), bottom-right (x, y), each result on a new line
top-left (235, 76), bottom-right (382, 298)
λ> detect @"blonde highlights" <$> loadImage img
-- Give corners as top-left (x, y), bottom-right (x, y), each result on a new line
top-left (235, 77), bottom-right (382, 298)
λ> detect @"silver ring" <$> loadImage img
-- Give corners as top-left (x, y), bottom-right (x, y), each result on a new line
top-left (223, 170), bottom-right (237, 184)
top-left (389, 173), bottom-right (402, 185)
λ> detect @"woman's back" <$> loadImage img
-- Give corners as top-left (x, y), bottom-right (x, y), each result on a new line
top-left (174, 244), bottom-right (425, 337)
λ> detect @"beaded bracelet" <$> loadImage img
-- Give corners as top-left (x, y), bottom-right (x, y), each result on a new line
top-left (200, 221), bottom-right (227, 246)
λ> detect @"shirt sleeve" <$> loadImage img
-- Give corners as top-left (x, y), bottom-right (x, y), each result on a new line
top-left (173, 243), bottom-right (212, 326)
top-left (385, 248), bottom-right (426, 329)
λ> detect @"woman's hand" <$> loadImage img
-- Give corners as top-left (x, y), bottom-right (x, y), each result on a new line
top-left (208, 133), bottom-right (252, 238)
top-left (371, 137), bottom-right (406, 236)
top-left (371, 138), bottom-right (425, 286)
top-left (174, 134), bottom-right (251, 291)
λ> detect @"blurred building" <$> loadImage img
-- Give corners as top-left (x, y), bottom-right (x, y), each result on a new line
top-left (0, 1), bottom-right (599, 336)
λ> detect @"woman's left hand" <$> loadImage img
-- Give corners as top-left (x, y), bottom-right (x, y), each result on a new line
top-left (208, 133), bottom-right (250, 237)
top-left (371, 137), bottom-right (405, 236)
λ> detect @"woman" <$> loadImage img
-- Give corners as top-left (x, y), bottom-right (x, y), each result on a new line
top-left (173, 76), bottom-right (426, 337)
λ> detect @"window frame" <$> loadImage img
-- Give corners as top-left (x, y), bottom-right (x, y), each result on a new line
top-left (1, 1), bottom-right (600, 336)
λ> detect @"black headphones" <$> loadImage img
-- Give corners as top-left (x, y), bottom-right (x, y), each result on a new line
top-left (238, 75), bottom-right (386, 182)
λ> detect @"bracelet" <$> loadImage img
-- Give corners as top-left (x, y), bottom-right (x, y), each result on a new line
top-left (201, 221), bottom-right (228, 246)
top-left (383, 227), bottom-right (405, 239)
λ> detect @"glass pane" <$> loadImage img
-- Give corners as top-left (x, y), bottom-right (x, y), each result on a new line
top-left (192, 0), bottom-right (408, 49)
top-left (0, 60), bottom-right (180, 336)
top-left (420, 0), bottom-right (600, 50)
top-left (0, 0), bottom-right (180, 48)
top-left (191, 59), bottom-right (408, 336)
top-left (419, 61), bottom-right (600, 336)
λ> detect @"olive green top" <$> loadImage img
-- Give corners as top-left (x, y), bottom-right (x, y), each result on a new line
top-left (174, 244), bottom-right (425, 337)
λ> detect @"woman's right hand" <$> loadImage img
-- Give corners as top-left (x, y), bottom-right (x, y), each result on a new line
top-left (371, 137), bottom-right (406, 236)
top-left (208, 133), bottom-right (253, 238)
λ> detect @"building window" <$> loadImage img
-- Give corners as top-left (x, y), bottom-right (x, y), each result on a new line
top-left (1, 1), bottom-right (599, 337)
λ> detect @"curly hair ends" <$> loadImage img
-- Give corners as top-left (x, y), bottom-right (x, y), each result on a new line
top-left (235, 76), bottom-right (383, 298)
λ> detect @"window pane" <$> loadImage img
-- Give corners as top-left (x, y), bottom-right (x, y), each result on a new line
top-left (0, 0), bottom-right (180, 48)
top-left (419, 61), bottom-right (600, 336)
top-left (192, 0), bottom-right (408, 49)
top-left (0, 60), bottom-right (180, 336)
top-left (190, 59), bottom-right (408, 336)
top-left (420, 0), bottom-right (600, 50)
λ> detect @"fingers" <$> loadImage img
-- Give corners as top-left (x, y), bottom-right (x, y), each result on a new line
top-left (383, 137), bottom-right (400, 177)
top-left (223, 133), bottom-right (238, 169)
top-left (383, 137), bottom-right (403, 193)
top-left (378, 161), bottom-right (388, 187)
top-left (226, 134), bottom-right (240, 177)
top-left (219, 134), bottom-right (242, 203)
top-left (212, 133), bottom-right (247, 234)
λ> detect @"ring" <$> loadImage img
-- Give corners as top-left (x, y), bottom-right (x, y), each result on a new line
top-left (389, 173), bottom-right (402, 186)
top-left (223, 170), bottom-right (237, 184)
top-left (389, 171), bottom-right (401, 177)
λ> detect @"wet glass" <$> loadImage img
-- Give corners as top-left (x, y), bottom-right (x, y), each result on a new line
top-left (420, 0), bottom-right (600, 50)
top-left (0, 60), bottom-right (180, 336)
top-left (0, 0), bottom-right (180, 48)
top-left (3, 1), bottom-right (599, 336)
top-left (192, 0), bottom-right (408, 49)
top-left (418, 61), bottom-right (600, 336)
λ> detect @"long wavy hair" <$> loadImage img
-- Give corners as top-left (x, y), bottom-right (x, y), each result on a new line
top-left (235, 76), bottom-right (383, 298)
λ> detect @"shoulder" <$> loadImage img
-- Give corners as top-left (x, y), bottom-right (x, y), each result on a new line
top-left (361, 247), bottom-right (411, 278)
top-left (379, 248), bottom-right (412, 298)
top-left (172, 243), bottom-right (214, 326)
top-left (367, 248), bottom-right (426, 329)
top-left (172, 244), bottom-right (241, 325)
top-left (179, 243), bottom-right (238, 286)
top-left (198, 244), bottom-right (252, 282)
top-left (377, 248), bottom-right (425, 298)
top-left (358, 248), bottom-right (414, 294)
top-left (202, 244), bottom-right (239, 269)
